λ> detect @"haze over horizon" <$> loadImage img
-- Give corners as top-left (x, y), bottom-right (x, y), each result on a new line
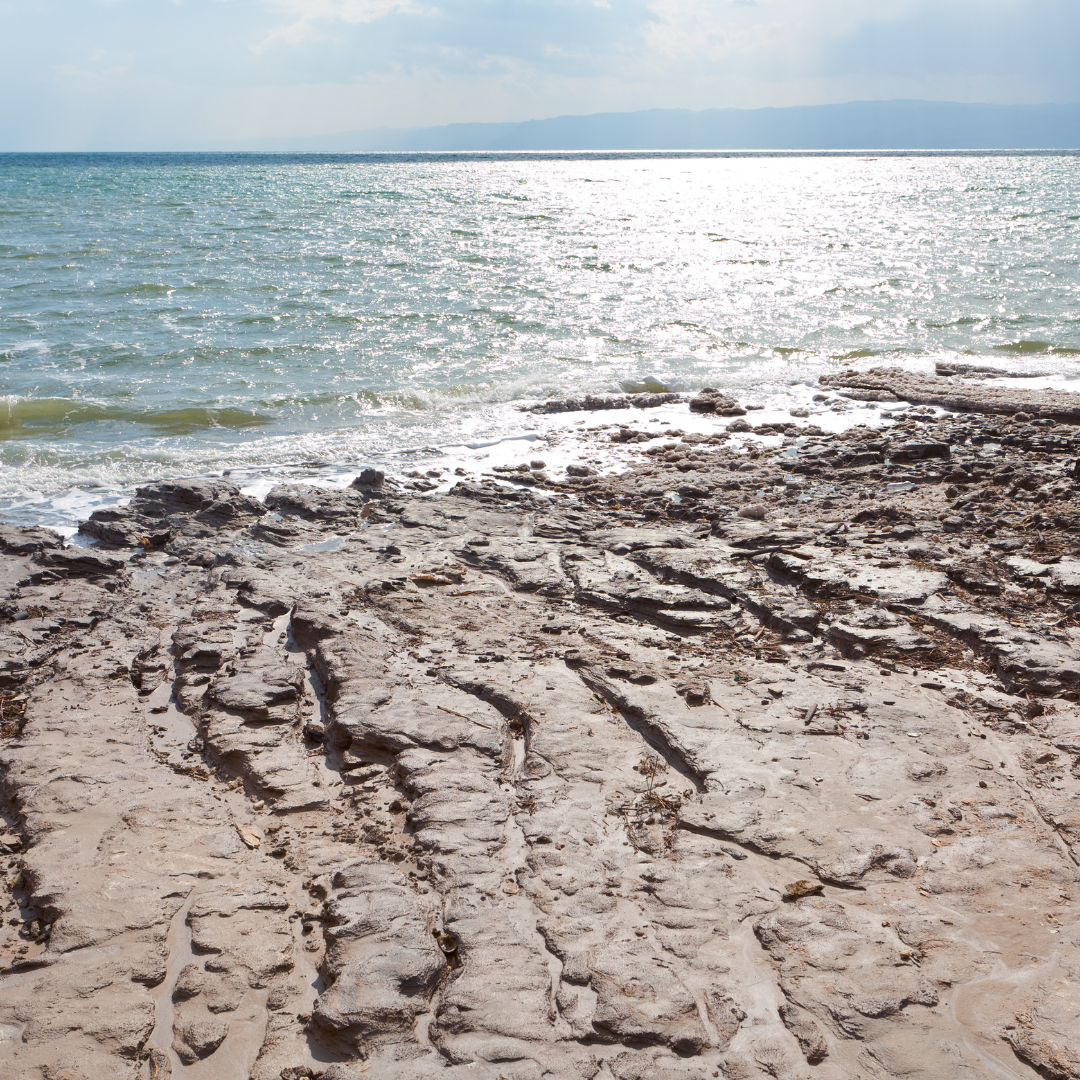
top-left (225, 101), bottom-right (1080, 152)
top-left (2, 0), bottom-right (1079, 151)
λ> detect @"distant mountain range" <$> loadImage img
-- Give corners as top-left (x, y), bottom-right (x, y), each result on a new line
top-left (237, 100), bottom-right (1080, 152)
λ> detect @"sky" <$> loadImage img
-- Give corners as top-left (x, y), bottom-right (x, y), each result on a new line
top-left (1, 0), bottom-right (1078, 149)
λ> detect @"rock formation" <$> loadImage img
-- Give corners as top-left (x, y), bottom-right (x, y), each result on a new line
top-left (1, 397), bottom-right (1080, 1079)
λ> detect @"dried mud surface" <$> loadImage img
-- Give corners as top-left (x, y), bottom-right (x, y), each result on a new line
top-left (2, 396), bottom-right (1080, 1080)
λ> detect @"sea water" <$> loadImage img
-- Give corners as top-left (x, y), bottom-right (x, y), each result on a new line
top-left (2, 152), bottom-right (1080, 529)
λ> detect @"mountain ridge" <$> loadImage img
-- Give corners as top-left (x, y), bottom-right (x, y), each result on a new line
top-left (235, 100), bottom-right (1080, 152)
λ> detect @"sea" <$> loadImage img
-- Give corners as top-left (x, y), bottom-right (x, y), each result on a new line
top-left (2, 151), bottom-right (1080, 534)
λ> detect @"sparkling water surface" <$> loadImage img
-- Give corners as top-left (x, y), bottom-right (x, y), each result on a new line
top-left (2, 153), bottom-right (1080, 527)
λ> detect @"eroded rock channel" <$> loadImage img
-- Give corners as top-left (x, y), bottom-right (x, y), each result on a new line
top-left (1, 389), bottom-right (1080, 1079)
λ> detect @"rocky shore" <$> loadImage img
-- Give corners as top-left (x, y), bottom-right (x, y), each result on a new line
top-left (1, 368), bottom-right (1080, 1080)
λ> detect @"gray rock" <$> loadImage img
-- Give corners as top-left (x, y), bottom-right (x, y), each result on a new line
top-left (737, 504), bottom-right (767, 520)
top-left (0, 524), bottom-right (63, 555)
top-left (4, 400), bottom-right (1080, 1080)
top-left (779, 1001), bottom-right (828, 1063)
top-left (172, 1018), bottom-right (229, 1063)
top-left (351, 467), bottom-right (386, 489)
top-left (314, 865), bottom-right (447, 1048)
top-left (688, 388), bottom-right (746, 416)
top-left (821, 367), bottom-right (1080, 421)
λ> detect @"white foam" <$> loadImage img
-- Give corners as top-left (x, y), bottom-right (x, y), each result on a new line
top-left (0, 381), bottom-right (1011, 531)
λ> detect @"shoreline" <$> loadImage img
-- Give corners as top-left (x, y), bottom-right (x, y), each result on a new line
top-left (13, 362), bottom-right (1080, 539)
top-left (0, 365), bottom-right (1079, 1077)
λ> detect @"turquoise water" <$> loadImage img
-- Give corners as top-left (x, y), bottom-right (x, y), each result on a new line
top-left (2, 152), bottom-right (1080, 526)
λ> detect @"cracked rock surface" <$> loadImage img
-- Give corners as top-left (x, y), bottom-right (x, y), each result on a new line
top-left (1, 403), bottom-right (1080, 1079)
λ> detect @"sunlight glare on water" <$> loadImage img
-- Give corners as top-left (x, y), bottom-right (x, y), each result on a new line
top-left (2, 153), bottom-right (1080, 524)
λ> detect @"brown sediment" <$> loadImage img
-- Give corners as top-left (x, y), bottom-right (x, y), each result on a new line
top-left (0, 387), bottom-right (1080, 1079)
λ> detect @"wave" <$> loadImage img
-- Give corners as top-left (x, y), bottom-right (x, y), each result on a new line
top-left (102, 282), bottom-right (176, 297)
top-left (991, 340), bottom-right (1080, 356)
top-left (833, 349), bottom-right (880, 360)
top-left (0, 397), bottom-right (272, 436)
top-left (618, 376), bottom-right (689, 394)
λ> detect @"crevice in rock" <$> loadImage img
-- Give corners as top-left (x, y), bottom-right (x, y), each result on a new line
top-left (673, 818), bottom-right (837, 888)
top-left (500, 795), bottom-right (566, 1029)
top-left (994, 770), bottom-right (1080, 868)
top-left (145, 890), bottom-right (198, 1075)
top-left (283, 609), bottom-right (339, 793)
top-left (577, 670), bottom-right (707, 792)
top-left (631, 550), bottom-right (800, 636)
top-left (436, 670), bottom-right (533, 776)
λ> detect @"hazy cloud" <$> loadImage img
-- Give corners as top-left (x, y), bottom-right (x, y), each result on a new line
top-left (0, 0), bottom-right (1075, 148)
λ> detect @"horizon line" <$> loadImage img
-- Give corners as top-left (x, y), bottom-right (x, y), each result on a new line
top-left (4, 148), bottom-right (1080, 158)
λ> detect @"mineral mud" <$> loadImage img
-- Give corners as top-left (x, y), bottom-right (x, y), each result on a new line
top-left (2, 391), bottom-right (1080, 1079)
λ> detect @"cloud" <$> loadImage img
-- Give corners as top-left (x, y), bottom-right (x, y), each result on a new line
top-left (248, 0), bottom-right (660, 80)
top-left (0, 0), bottom-right (1076, 148)
top-left (267, 0), bottom-right (423, 18)
top-left (254, 0), bottom-right (431, 50)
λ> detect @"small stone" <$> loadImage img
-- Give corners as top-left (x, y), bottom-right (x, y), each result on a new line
top-left (783, 880), bottom-right (824, 901)
top-left (172, 1019), bottom-right (229, 1063)
top-left (738, 504), bottom-right (767, 520)
top-left (683, 684), bottom-right (710, 706)
top-left (172, 963), bottom-right (205, 1002)
top-left (149, 1048), bottom-right (172, 1079)
top-left (234, 823), bottom-right (262, 849)
top-left (689, 388), bottom-right (744, 414)
top-left (351, 468), bottom-right (385, 489)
